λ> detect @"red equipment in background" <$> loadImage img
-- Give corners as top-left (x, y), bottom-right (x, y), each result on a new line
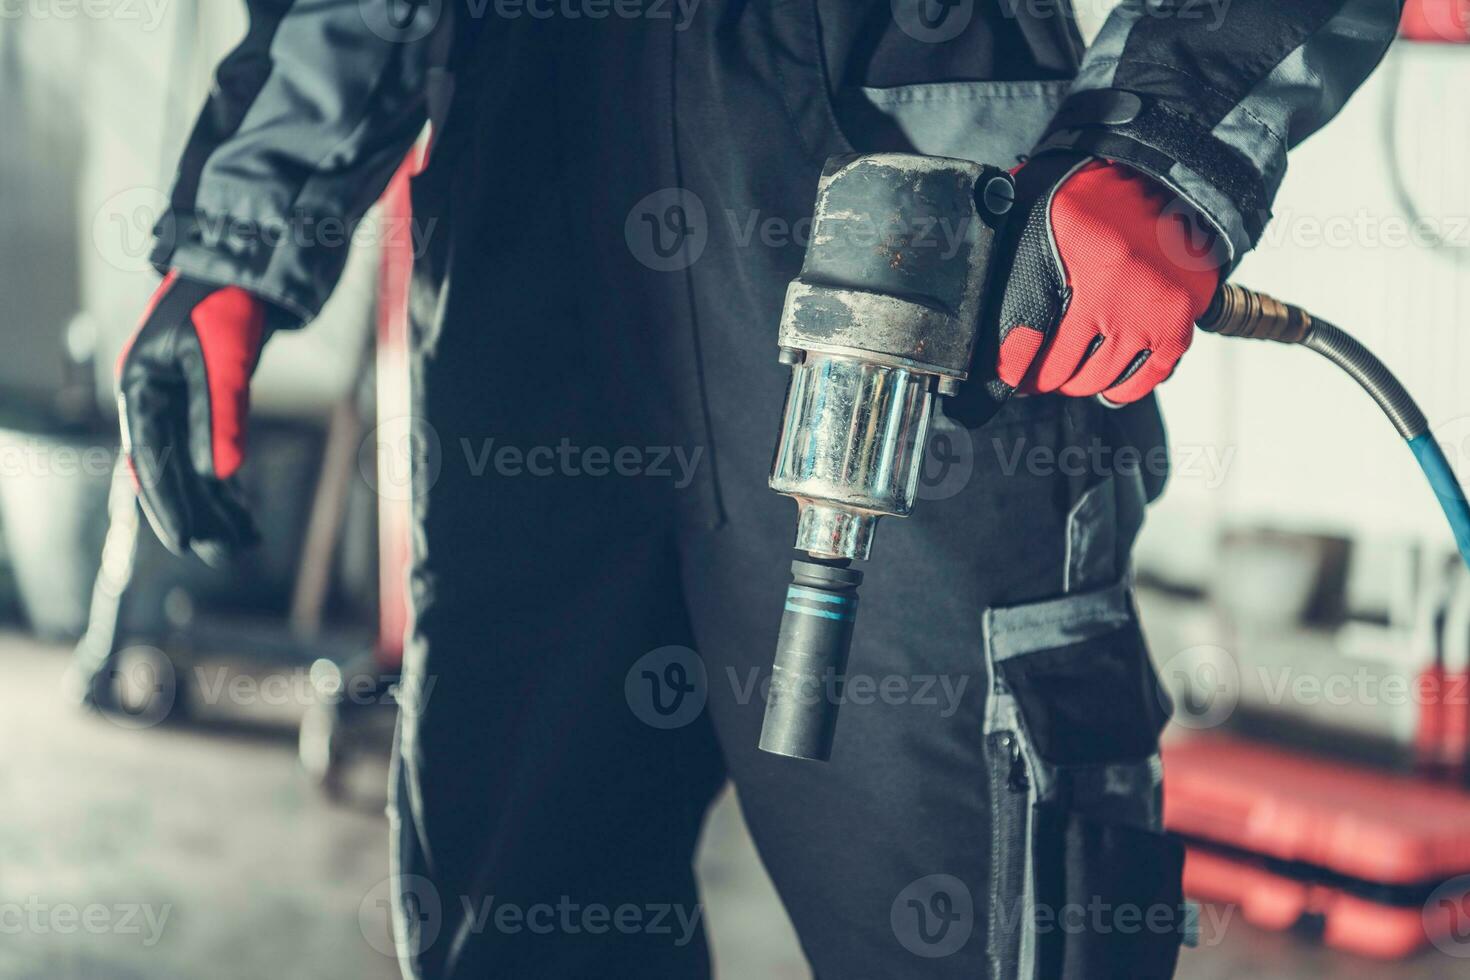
top-left (294, 149), bottom-right (422, 796)
top-left (1414, 664), bottom-right (1470, 780)
top-left (372, 151), bottom-right (421, 672)
top-left (1402, 0), bottom-right (1470, 42)
top-left (1165, 736), bottom-right (1470, 959)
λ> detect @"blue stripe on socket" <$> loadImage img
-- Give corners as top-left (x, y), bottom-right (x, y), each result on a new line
top-left (787, 586), bottom-right (856, 606)
top-left (784, 602), bottom-right (853, 622)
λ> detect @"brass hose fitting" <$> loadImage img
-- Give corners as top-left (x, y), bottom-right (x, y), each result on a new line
top-left (1197, 282), bottom-right (1427, 439)
top-left (1196, 282), bottom-right (1468, 567)
top-left (1196, 282), bottom-right (1314, 344)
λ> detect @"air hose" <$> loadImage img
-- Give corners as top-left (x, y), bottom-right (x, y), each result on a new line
top-left (1198, 283), bottom-right (1470, 571)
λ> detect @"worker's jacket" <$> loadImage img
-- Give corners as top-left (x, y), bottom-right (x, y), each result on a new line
top-left (153, 0), bottom-right (1398, 326)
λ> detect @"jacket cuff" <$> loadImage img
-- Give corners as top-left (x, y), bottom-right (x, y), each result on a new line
top-left (1034, 90), bottom-right (1269, 268)
top-left (149, 208), bottom-right (349, 324)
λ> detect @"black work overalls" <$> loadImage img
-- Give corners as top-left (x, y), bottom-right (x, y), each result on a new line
top-left (391, 3), bottom-right (1182, 977)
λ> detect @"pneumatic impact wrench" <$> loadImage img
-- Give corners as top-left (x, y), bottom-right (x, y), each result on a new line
top-left (756, 155), bottom-right (1470, 764)
top-left (757, 154), bottom-right (1017, 761)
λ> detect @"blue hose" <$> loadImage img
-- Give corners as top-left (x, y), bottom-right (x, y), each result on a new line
top-left (1199, 288), bottom-right (1470, 573)
top-left (1300, 320), bottom-right (1470, 574)
top-left (1408, 433), bottom-right (1470, 572)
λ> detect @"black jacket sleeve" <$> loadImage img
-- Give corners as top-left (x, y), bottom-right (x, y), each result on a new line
top-left (149, 0), bottom-right (452, 321)
top-left (1036, 0), bottom-right (1403, 264)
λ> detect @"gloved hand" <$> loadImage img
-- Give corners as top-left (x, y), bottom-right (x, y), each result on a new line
top-left (116, 272), bottom-right (273, 565)
top-left (953, 154), bottom-right (1221, 425)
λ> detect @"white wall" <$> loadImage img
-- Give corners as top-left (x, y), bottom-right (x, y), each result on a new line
top-left (1138, 41), bottom-right (1470, 586)
top-left (0, 13), bottom-right (87, 406)
top-left (4, 1), bottom-right (378, 424)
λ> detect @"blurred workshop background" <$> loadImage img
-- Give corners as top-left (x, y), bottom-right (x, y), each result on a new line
top-left (3, 2), bottom-right (1470, 978)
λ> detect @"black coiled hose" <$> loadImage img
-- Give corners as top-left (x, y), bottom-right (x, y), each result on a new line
top-left (1302, 320), bottom-right (1428, 440)
top-left (1198, 283), bottom-right (1470, 569)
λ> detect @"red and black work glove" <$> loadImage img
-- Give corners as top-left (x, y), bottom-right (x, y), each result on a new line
top-left (950, 154), bottom-right (1221, 426)
top-left (116, 272), bottom-right (274, 565)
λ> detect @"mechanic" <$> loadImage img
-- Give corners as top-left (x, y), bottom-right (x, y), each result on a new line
top-left (117, 2), bottom-right (1400, 976)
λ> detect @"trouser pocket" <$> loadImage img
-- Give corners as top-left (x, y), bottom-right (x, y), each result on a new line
top-left (983, 576), bottom-right (1189, 980)
top-left (1032, 811), bottom-right (1186, 979)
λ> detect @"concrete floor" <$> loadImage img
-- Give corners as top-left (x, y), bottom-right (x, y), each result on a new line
top-left (0, 632), bottom-right (1459, 979)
